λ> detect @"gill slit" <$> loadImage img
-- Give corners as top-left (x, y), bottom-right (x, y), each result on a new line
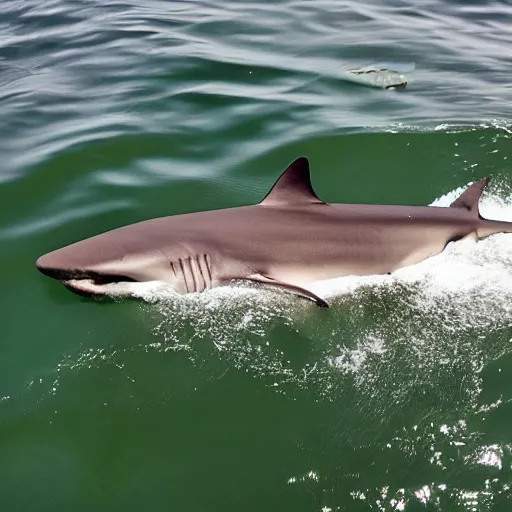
top-left (204, 254), bottom-right (212, 288)
top-left (178, 258), bottom-right (189, 293)
top-left (195, 254), bottom-right (206, 291)
top-left (188, 257), bottom-right (198, 293)
top-left (167, 253), bottom-right (212, 293)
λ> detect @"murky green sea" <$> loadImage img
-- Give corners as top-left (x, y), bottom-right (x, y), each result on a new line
top-left (2, 0), bottom-right (512, 510)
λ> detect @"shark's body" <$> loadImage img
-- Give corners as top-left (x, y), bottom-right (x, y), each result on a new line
top-left (36, 157), bottom-right (512, 307)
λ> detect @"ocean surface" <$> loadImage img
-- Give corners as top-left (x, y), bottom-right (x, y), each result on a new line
top-left (1, 0), bottom-right (512, 510)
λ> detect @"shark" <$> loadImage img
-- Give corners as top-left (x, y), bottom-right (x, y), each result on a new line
top-left (36, 157), bottom-right (512, 307)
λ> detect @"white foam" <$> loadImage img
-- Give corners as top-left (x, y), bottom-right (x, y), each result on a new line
top-left (472, 445), bottom-right (504, 470)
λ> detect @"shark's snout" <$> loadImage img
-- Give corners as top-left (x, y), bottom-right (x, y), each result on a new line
top-left (36, 252), bottom-right (77, 280)
top-left (36, 247), bottom-right (96, 280)
top-left (36, 252), bottom-right (93, 297)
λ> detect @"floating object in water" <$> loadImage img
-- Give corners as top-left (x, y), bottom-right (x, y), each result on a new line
top-left (343, 66), bottom-right (408, 89)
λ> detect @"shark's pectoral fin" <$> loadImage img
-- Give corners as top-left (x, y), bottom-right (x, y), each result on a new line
top-left (229, 274), bottom-right (329, 308)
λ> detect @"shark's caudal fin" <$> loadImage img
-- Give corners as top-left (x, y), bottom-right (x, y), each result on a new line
top-left (259, 157), bottom-right (325, 206)
top-left (448, 177), bottom-right (512, 238)
top-left (449, 177), bottom-right (490, 218)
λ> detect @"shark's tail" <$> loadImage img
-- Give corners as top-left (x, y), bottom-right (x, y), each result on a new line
top-left (449, 176), bottom-right (512, 239)
top-left (477, 218), bottom-right (512, 239)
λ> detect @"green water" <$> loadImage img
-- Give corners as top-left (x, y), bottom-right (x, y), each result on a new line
top-left (2, 0), bottom-right (512, 510)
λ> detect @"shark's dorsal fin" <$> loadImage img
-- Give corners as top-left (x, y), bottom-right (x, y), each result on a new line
top-left (259, 157), bottom-right (324, 206)
top-left (449, 177), bottom-right (490, 216)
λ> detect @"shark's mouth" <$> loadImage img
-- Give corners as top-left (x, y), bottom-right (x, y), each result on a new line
top-left (38, 267), bottom-right (137, 298)
top-left (63, 277), bottom-right (136, 297)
